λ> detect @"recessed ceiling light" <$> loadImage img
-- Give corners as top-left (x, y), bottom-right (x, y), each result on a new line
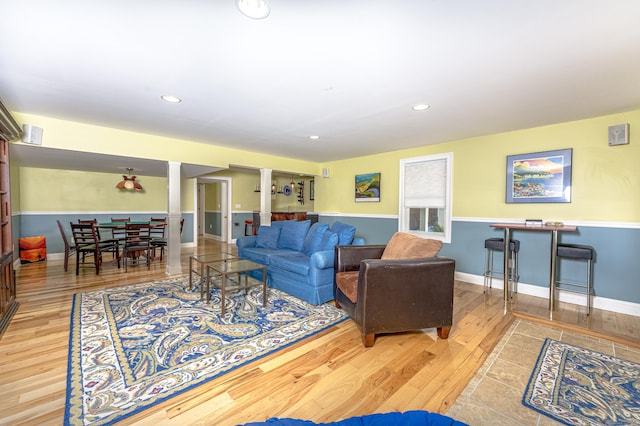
top-left (309, 135), bottom-right (320, 140)
top-left (412, 104), bottom-right (430, 111)
top-left (161, 95), bottom-right (182, 103)
top-left (236, 0), bottom-right (271, 20)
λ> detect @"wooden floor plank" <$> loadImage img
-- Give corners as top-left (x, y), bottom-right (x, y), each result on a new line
top-left (0, 237), bottom-right (637, 425)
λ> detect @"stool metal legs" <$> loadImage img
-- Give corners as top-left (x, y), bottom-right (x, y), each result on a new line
top-left (549, 229), bottom-right (559, 312)
top-left (554, 257), bottom-right (593, 316)
top-left (483, 246), bottom-right (519, 296)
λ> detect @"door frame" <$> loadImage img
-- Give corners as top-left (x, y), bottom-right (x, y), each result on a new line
top-left (196, 176), bottom-right (232, 244)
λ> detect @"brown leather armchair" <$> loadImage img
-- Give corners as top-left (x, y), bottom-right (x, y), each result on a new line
top-left (334, 232), bottom-right (455, 347)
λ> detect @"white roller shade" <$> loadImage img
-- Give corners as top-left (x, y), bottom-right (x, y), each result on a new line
top-left (404, 159), bottom-right (446, 208)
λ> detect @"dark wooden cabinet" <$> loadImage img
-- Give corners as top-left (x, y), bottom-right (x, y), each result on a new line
top-left (0, 138), bottom-right (17, 338)
top-left (271, 211), bottom-right (307, 222)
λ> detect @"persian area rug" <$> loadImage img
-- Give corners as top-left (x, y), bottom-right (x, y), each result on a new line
top-left (64, 275), bottom-right (347, 425)
top-left (523, 338), bottom-right (640, 426)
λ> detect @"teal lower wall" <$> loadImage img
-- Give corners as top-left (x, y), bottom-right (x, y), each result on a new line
top-left (17, 213), bottom-right (194, 254)
top-left (318, 214), bottom-right (640, 305)
top-left (24, 210), bottom-right (638, 305)
top-left (231, 212), bottom-right (257, 240)
top-left (205, 211), bottom-right (222, 237)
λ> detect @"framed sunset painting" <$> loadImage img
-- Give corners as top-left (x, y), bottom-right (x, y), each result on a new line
top-left (506, 149), bottom-right (572, 203)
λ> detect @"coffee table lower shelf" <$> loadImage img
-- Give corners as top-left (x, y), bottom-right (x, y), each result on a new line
top-left (205, 260), bottom-right (267, 314)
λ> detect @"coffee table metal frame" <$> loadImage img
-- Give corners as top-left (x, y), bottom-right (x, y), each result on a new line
top-left (206, 259), bottom-right (267, 314)
top-left (189, 253), bottom-right (237, 299)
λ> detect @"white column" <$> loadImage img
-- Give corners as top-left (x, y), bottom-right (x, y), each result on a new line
top-left (260, 168), bottom-right (272, 227)
top-left (166, 161), bottom-right (182, 275)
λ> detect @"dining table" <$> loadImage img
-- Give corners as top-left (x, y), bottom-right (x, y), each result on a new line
top-left (490, 222), bottom-right (577, 312)
top-left (97, 221), bottom-right (165, 228)
top-left (98, 221), bottom-right (165, 248)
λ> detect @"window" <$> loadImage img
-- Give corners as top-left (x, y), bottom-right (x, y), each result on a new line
top-left (399, 152), bottom-right (452, 243)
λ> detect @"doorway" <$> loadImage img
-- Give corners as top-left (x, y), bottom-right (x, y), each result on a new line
top-left (197, 177), bottom-right (232, 244)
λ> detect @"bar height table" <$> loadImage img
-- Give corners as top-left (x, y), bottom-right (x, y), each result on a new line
top-left (490, 223), bottom-right (577, 311)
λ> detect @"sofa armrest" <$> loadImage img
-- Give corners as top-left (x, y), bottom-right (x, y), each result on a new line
top-left (309, 250), bottom-right (335, 269)
top-left (352, 237), bottom-right (365, 246)
top-left (236, 235), bottom-right (257, 249)
top-left (335, 244), bottom-right (386, 273)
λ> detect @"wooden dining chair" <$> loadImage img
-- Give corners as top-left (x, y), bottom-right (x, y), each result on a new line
top-left (70, 222), bottom-right (120, 275)
top-left (110, 217), bottom-right (130, 243)
top-left (149, 218), bottom-right (183, 261)
top-left (56, 220), bottom-right (75, 272)
top-left (79, 218), bottom-right (119, 246)
top-left (149, 221), bottom-right (167, 261)
top-left (122, 222), bottom-right (151, 271)
top-left (78, 218), bottom-right (103, 241)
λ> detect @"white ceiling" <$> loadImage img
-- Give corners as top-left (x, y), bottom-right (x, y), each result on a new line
top-left (2, 0), bottom-right (640, 174)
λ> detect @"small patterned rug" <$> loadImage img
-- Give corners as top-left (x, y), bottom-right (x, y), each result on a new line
top-left (523, 338), bottom-right (640, 425)
top-left (64, 275), bottom-right (347, 425)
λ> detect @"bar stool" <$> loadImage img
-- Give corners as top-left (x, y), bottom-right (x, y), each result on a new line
top-left (554, 244), bottom-right (595, 315)
top-left (483, 238), bottom-right (520, 295)
top-left (244, 220), bottom-right (255, 236)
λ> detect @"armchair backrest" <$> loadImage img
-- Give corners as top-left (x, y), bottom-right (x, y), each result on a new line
top-left (380, 232), bottom-right (442, 259)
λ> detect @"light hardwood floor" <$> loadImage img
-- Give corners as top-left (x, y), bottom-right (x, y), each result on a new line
top-left (0, 238), bottom-right (638, 425)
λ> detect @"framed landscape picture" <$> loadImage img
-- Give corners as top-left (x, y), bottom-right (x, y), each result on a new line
top-left (506, 148), bottom-right (572, 203)
top-left (355, 173), bottom-right (380, 202)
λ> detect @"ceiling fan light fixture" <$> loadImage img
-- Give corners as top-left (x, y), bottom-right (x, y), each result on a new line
top-left (236, 0), bottom-right (270, 19)
top-left (116, 168), bottom-right (143, 191)
top-left (309, 135), bottom-right (320, 140)
top-left (412, 103), bottom-right (430, 111)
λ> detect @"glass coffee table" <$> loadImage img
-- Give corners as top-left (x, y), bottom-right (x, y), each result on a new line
top-left (189, 253), bottom-right (237, 299)
top-left (206, 259), bottom-right (267, 314)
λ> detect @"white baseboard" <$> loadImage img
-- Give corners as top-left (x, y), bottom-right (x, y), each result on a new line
top-left (455, 272), bottom-right (640, 318)
top-left (28, 242), bottom-right (196, 264)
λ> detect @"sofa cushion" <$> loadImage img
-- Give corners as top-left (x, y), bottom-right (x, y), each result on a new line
top-left (278, 220), bottom-right (311, 251)
top-left (256, 226), bottom-right (281, 249)
top-left (336, 271), bottom-right (359, 303)
top-left (269, 252), bottom-right (311, 276)
top-left (271, 220), bottom-right (292, 231)
top-left (242, 247), bottom-right (296, 265)
top-left (320, 230), bottom-right (339, 251)
top-left (331, 221), bottom-right (356, 245)
top-left (381, 232), bottom-right (442, 259)
top-left (302, 223), bottom-right (329, 256)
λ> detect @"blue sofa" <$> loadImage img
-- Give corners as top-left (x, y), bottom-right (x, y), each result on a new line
top-left (242, 410), bottom-right (468, 425)
top-left (236, 220), bottom-right (364, 305)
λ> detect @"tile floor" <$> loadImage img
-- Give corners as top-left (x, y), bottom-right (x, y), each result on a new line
top-left (447, 318), bottom-right (640, 425)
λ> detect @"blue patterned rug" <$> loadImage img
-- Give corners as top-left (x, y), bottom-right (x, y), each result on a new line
top-left (64, 275), bottom-right (347, 425)
top-left (523, 338), bottom-right (640, 425)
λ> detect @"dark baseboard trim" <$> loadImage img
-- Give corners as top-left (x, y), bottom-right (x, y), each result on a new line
top-left (0, 301), bottom-right (19, 341)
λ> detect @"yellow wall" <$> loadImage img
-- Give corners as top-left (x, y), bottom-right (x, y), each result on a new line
top-left (18, 167), bottom-right (194, 212)
top-left (9, 160), bottom-right (20, 212)
top-left (208, 170), bottom-right (315, 212)
top-left (211, 170), bottom-right (261, 211)
top-left (204, 182), bottom-right (219, 211)
top-left (316, 110), bottom-right (640, 222)
top-left (13, 112), bottom-right (321, 176)
top-left (10, 109), bottom-right (640, 223)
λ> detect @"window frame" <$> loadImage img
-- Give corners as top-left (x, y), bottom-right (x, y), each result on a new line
top-left (398, 152), bottom-right (453, 243)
